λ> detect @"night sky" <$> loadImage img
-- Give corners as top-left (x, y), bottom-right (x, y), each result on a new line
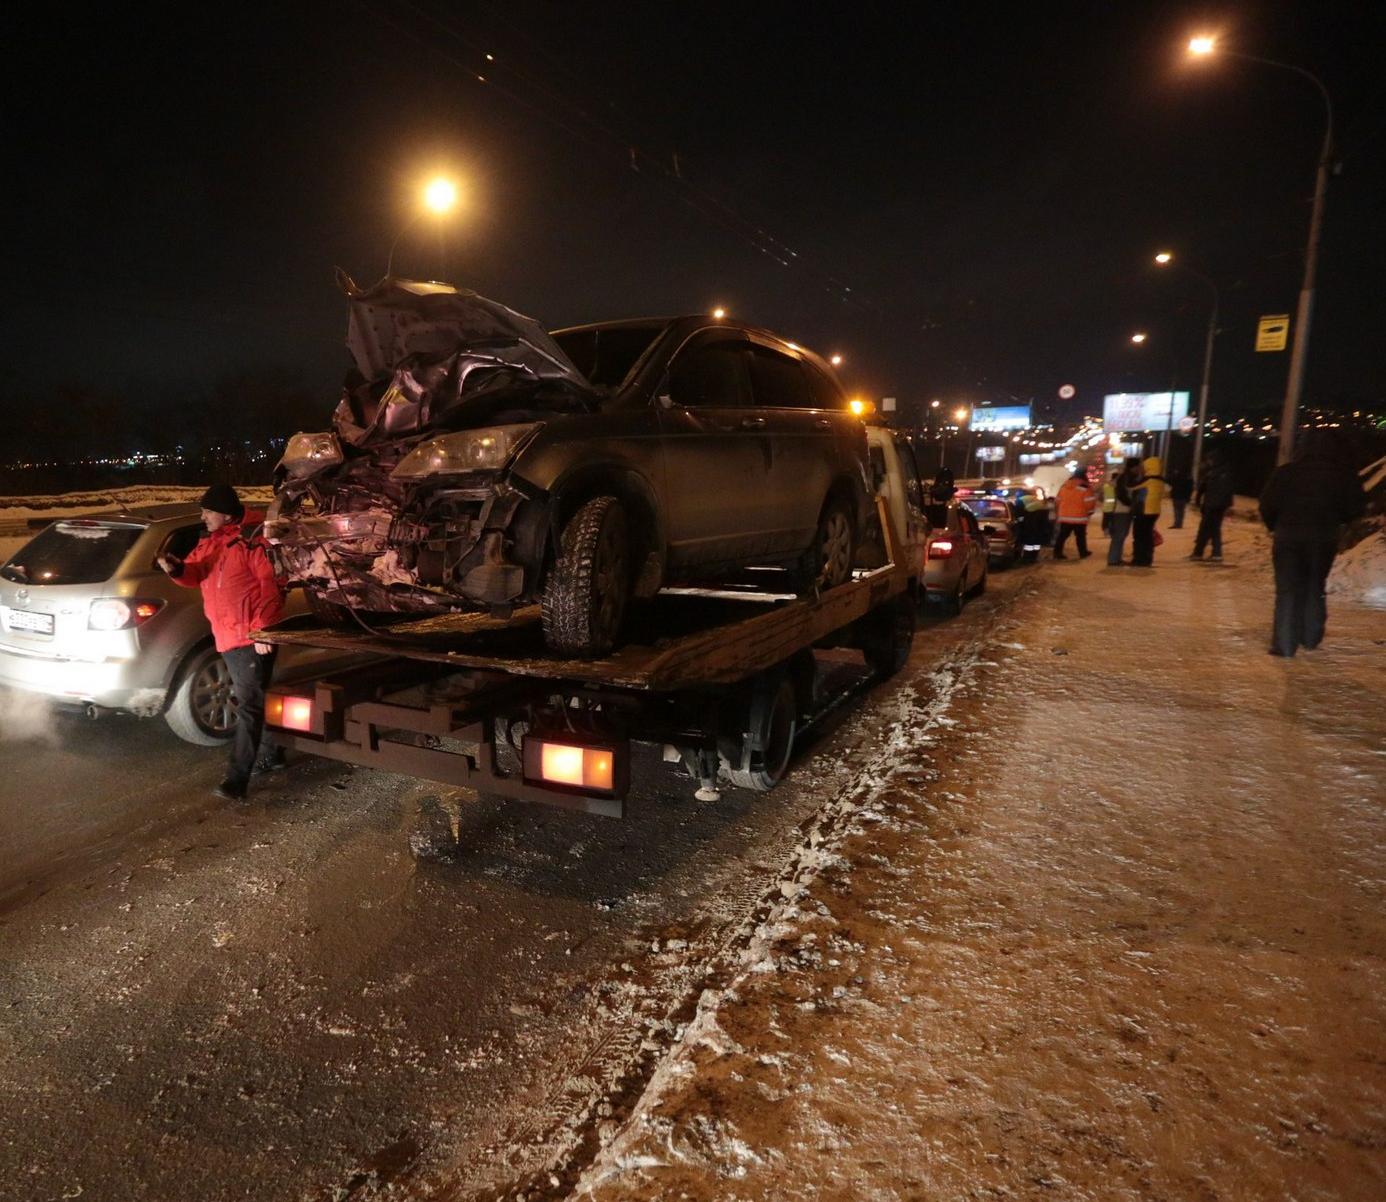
top-left (6, 1), bottom-right (1384, 441)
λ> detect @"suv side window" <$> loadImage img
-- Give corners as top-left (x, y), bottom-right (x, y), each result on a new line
top-left (159, 523), bottom-right (206, 563)
top-left (803, 363), bottom-right (845, 411)
top-left (960, 510), bottom-right (980, 537)
top-left (668, 341), bottom-right (752, 408)
top-left (747, 346), bottom-right (812, 409)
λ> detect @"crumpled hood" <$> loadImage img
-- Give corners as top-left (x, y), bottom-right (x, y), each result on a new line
top-left (330, 272), bottom-right (597, 447)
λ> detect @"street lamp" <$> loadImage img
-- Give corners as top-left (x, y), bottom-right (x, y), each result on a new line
top-left (1186, 34), bottom-right (1334, 464)
top-left (1130, 331), bottom-right (1148, 344)
top-left (1154, 250), bottom-right (1220, 486)
top-left (387, 175), bottom-right (461, 278)
top-left (711, 306), bottom-right (727, 320)
top-left (829, 353), bottom-right (844, 367)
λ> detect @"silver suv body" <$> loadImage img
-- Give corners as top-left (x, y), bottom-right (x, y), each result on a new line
top-left (0, 504), bottom-right (236, 743)
top-left (268, 280), bottom-right (873, 656)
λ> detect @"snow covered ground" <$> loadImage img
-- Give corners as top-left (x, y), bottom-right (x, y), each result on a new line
top-left (572, 514), bottom-right (1386, 1201)
top-left (1328, 525), bottom-right (1386, 609)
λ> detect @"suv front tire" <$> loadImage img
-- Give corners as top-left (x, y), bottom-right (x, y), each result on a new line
top-left (542, 495), bottom-right (630, 657)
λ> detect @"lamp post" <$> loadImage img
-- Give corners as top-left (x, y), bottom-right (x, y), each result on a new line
top-left (386, 176), bottom-right (461, 278)
top-left (1187, 35), bottom-right (1333, 464)
top-left (955, 406), bottom-right (971, 476)
top-left (1154, 251), bottom-right (1220, 486)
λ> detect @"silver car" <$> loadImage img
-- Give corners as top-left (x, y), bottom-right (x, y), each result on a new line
top-left (0, 504), bottom-right (237, 744)
top-left (922, 500), bottom-right (989, 614)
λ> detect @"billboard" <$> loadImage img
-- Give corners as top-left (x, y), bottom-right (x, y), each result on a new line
top-left (974, 445), bottom-right (1005, 462)
top-left (1102, 391), bottom-right (1190, 432)
top-left (970, 405), bottom-right (1031, 432)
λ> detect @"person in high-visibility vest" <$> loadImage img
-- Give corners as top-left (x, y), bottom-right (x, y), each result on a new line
top-left (1100, 470), bottom-right (1118, 535)
top-left (1053, 469), bottom-right (1096, 559)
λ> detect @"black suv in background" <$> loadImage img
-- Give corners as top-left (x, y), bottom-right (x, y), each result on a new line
top-left (268, 278), bottom-right (872, 657)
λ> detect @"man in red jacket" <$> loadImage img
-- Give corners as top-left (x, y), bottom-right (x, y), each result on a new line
top-left (158, 484), bottom-right (286, 799)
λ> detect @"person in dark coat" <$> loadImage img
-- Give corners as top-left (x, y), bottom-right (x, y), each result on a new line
top-left (1259, 441), bottom-right (1366, 657)
top-left (1168, 469), bottom-right (1194, 528)
top-left (158, 484), bottom-right (287, 798)
top-left (1190, 456), bottom-right (1235, 561)
top-left (930, 466), bottom-right (956, 503)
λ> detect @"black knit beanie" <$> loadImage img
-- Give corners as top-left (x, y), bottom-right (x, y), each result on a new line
top-left (199, 483), bottom-right (244, 519)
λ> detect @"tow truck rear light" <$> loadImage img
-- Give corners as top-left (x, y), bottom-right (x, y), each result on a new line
top-left (522, 733), bottom-right (629, 798)
top-left (266, 692), bottom-right (315, 733)
top-left (928, 539), bottom-right (954, 559)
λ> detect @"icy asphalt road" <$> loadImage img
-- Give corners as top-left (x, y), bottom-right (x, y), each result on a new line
top-left (0, 569), bottom-right (1028, 1201)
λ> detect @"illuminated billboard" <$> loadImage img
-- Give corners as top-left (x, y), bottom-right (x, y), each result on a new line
top-left (970, 405), bottom-right (1031, 432)
top-left (1102, 391), bottom-right (1190, 432)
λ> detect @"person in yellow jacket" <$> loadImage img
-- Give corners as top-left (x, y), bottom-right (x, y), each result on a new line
top-left (1131, 455), bottom-right (1165, 566)
top-left (1100, 470), bottom-right (1118, 535)
top-left (1053, 469), bottom-right (1096, 559)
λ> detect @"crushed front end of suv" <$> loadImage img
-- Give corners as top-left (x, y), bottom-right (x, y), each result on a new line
top-left (267, 274), bottom-right (871, 657)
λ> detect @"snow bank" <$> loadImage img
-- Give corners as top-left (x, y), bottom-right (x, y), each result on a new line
top-left (0, 484), bottom-right (273, 521)
top-left (1328, 526), bottom-right (1386, 609)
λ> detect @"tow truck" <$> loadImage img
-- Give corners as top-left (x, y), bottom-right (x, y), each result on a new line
top-left (255, 431), bottom-right (925, 819)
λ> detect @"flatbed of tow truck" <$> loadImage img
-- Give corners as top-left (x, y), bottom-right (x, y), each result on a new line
top-left (256, 498), bottom-right (918, 820)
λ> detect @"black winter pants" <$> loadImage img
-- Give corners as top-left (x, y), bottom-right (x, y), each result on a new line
top-left (1171, 500), bottom-right (1187, 528)
top-left (1270, 536), bottom-right (1337, 656)
top-left (1193, 505), bottom-right (1228, 557)
top-left (223, 644), bottom-right (278, 787)
top-left (1131, 514), bottom-right (1158, 565)
top-left (1053, 524), bottom-right (1088, 557)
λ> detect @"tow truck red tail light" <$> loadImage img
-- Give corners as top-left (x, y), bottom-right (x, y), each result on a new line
top-left (522, 733), bottom-right (629, 798)
top-left (928, 539), bottom-right (955, 559)
top-left (266, 692), bottom-right (315, 733)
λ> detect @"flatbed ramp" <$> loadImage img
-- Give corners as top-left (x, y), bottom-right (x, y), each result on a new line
top-left (259, 564), bottom-right (904, 690)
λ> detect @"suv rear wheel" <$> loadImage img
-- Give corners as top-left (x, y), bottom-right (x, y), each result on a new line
top-left (542, 496), bottom-right (630, 656)
top-left (795, 495), bottom-right (855, 593)
top-left (164, 644), bottom-right (236, 745)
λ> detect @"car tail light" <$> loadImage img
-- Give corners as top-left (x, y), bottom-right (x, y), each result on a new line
top-left (266, 692), bottom-right (315, 732)
top-left (928, 539), bottom-right (954, 559)
top-left (522, 734), bottom-right (628, 797)
top-left (87, 598), bottom-right (166, 631)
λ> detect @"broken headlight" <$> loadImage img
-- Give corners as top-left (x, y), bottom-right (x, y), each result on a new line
top-left (390, 423), bottom-right (541, 481)
top-left (278, 432), bottom-right (344, 477)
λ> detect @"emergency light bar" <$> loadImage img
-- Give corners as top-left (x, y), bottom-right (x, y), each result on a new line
top-left (522, 731), bottom-right (629, 799)
top-left (266, 692), bottom-right (315, 733)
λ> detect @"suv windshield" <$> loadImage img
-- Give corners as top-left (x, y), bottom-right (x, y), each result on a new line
top-left (552, 324), bottom-right (666, 390)
top-left (1, 521), bottom-right (143, 585)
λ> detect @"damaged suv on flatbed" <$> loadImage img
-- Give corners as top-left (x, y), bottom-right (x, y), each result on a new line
top-left (267, 276), bottom-right (871, 657)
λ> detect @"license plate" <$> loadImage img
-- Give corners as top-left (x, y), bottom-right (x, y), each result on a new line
top-left (2, 606), bottom-right (54, 635)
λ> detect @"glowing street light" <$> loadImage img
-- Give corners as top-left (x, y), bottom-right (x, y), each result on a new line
top-left (829, 353), bottom-right (844, 367)
top-left (1154, 251), bottom-right (1173, 264)
top-left (423, 177), bottom-right (459, 214)
top-left (1130, 332), bottom-right (1148, 344)
top-left (1184, 33), bottom-right (1334, 464)
top-left (386, 173), bottom-right (463, 278)
top-left (953, 406), bottom-right (969, 423)
top-left (711, 306), bottom-right (727, 320)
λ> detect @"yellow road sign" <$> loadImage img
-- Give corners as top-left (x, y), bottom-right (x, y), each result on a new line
top-left (1256, 314), bottom-right (1289, 352)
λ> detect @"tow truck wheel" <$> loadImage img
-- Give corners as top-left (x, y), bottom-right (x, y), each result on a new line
top-left (542, 495), bottom-right (630, 657)
top-left (722, 674), bottom-right (798, 792)
top-left (164, 644), bottom-right (236, 746)
top-left (861, 595), bottom-right (916, 678)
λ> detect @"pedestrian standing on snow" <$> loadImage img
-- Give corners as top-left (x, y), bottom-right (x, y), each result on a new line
top-left (1107, 458), bottom-right (1142, 566)
top-left (158, 484), bottom-right (286, 799)
top-left (1190, 455), bottom-right (1235, 561)
top-left (1258, 438), bottom-right (1366, 657)
top-left (1017, 492), bottom-right (1051, 563)
top-left (1101, 470), bottom-right (1117, 535)
top-left (1130, 455), bottom-right (1165, 567)
top-left (1169, 469), bottom-right (1194, 529)
top-left (1053, 469), bottom-right (1095, 559)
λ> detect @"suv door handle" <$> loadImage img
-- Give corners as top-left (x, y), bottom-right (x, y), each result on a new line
top-left (740, 417), bottom-right (767, 430)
